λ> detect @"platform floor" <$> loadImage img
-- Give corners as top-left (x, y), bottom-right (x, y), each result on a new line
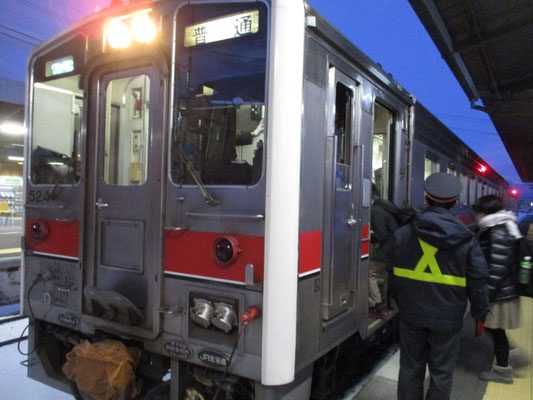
top-left (346, 297), bottom-right (533, 400)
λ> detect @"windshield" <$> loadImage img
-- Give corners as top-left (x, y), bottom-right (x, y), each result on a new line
top-left (171, 3), bottom-right (268, 186)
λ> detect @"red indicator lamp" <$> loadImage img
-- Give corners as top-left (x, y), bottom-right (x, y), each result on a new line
top-left (510, 188), bottom-right (519, 197)
top-left (31, 220), bottom-right (49, 241)
top-left (477, 164), bottom-right (487, 173)
top-left (212, 236), bottom-right (241, 266)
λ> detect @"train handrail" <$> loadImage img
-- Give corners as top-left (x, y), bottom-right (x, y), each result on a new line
top-left (25, 203), bottom-right (66, 209)
top-left (185, 212), bottom-right (265, 220)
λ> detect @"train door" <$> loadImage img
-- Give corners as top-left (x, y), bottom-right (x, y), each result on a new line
top-left (372, 100), bottom-right (410, 203)
top-left (322, 67), bottom-right (359, 321)
top-left (83, 60), bottom-right (166, 338)
top-left (368, 102), bottom-right (396, 316)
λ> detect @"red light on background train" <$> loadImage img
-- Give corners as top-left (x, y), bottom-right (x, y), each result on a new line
top-left (510, 188), bottom-right (519, 197)
top-left (477, 164), bottom-right (487, 173)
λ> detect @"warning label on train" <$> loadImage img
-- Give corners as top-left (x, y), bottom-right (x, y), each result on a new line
top-left (164, 341), bottom-right (193, 359)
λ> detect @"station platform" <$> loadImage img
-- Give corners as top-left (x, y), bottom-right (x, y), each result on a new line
top-left (347, 297), bottom-right (533, 400)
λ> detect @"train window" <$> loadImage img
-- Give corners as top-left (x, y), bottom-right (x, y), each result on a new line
top-left (424, 155), bottom-right (438, 180)
top-left (469, 176), bottom-right (476, 205)
top-left (460, 172), bottom-right (467, 205)
top-left (30, 75), bottom-right (82, 185)
top-left (171, 3), bottom-right (268, 186)
top-left (335, 82), bottom-right (353, 190)
top-left (447, 166), bottom-right (456, 176)
top-left (372, 103), bottom-right (394, 199)
top-left (103, 74), bottom-right (150, 186)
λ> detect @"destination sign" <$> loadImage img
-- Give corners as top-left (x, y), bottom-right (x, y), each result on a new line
top-left (45, 56), bottom-right (74, 77)
top-left (184, 10), bottom-right (259, 47)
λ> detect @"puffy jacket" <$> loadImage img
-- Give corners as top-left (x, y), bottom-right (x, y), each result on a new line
top-left (386, 206), bottom-right (490, 332)
top-left (370, 198), bottom-right (400, 262)
top-left (477, 214), bottom-right (519, 302)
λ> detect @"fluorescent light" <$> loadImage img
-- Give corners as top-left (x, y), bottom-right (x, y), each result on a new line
top-left (34, 82), bottom-right (76, 95)
top-left (0, 123), bottom-right (26, 135)
top-left (8, 156), bottom-right (24, 162)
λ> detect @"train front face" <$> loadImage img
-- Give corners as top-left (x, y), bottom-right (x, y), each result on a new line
top-left (24, 0), bottom-right (305, 393)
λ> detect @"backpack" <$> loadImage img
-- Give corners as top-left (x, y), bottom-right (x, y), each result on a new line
top-left (515, 236), bottom-right (533, 298)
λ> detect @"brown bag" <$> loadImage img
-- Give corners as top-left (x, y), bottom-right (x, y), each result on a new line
top-left (62, 339), bottom-right (142, 400)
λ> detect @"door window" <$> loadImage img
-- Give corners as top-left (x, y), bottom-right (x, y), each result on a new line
top-left (334, 82), bottom-right (353, 190)
top-left (103, 74), bottom-right (150, 186)
top-left (31, 76), bottom-right (83, 184)
top-left (372, 103), bottom-right (394, 199)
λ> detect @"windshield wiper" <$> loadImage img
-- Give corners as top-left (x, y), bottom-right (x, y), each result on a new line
top-left (176, 147), bottom-right (219, 207)
top-left (48, 158), bottom-right (74, 200)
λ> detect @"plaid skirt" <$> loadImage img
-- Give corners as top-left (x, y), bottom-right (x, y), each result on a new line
top-left (484, 298), bottom-right (520, 330)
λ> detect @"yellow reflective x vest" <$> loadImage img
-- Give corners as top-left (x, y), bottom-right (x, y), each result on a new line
top-left (393, 238), bottom-right (466, 287)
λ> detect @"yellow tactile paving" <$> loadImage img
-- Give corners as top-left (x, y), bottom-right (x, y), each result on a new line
top-left (0, 248), bottom-right (21, 255)
top-left (483, 297), bottom-right (533, 400)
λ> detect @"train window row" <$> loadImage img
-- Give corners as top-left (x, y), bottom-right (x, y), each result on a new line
top-left (424, 151), bottom-right (500, 207)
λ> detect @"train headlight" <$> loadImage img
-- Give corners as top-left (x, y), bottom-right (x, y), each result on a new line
top-left (213, 236), bottom-right (241, 265)
top-left (107, 20), bottom-right (131, 48)
top-left (131, 14), bottom-right (156, 43)
top-left (105, 9), bottom-right (156, 50)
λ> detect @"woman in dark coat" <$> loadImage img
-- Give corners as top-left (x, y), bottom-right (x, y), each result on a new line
top-left (473, 195), bottom-right (521, 384)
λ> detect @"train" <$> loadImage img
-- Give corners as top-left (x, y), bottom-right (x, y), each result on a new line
top-left (22, 0), bottom-right (518, 399)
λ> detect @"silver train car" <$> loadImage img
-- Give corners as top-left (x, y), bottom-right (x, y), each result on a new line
top-left (22, 1), bottom-right (517, 398)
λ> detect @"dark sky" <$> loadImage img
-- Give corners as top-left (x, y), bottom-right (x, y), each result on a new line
top-left (0, 0), bottom-right (522, 185)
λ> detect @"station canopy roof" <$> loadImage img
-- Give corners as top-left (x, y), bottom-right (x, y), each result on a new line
top-left (409, 0), bottom-right (533, 182)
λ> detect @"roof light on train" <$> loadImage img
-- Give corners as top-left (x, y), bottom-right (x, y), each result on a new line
top-left (131, 14), bottom-right (156, 43)
top-left (477, 164), bottom-right (487, 173)
top-left (107, 20), bottom-right (131, 48)
top-left (105, 9), bottom-right (155, 50)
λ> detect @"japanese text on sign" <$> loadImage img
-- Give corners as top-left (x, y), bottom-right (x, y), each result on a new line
top-left (184, 10), bottom-right (259, 47)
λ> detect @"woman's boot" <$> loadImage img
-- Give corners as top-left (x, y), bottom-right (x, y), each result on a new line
top-left (479, 364), bottom-right (513, 384)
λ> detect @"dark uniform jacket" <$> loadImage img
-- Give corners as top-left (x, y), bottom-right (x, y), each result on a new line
top-left (477, 224), bottom-right (518, 302)
top-left (386, 207), bottom-right (490, 332)
top-left (370, 198), bottom-right (400, 262)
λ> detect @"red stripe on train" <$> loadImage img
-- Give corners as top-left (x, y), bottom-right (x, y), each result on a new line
top-left (25, 219), bottom-right (79, 258)
top-left (361, 224), bottom-right (369, 240)
top-left (361, 241), bottom-right (370, 258)
top-left (164, 230), bottom-right (322, 282)
top-left (299, 230), bottom-right (322, 275)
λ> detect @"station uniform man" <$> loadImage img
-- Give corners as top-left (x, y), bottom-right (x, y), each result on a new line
top-left (385, 172), bottom-right (490, 400)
